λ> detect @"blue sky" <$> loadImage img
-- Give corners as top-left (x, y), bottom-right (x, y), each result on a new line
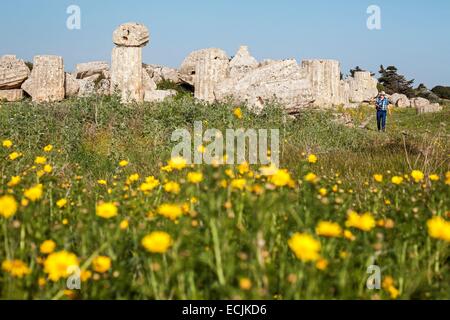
top-left (1, 0), bottom-right (449, 87)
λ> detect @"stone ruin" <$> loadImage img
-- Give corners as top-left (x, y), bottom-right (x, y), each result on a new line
top-left (0, 22), bottom-right (443, 114)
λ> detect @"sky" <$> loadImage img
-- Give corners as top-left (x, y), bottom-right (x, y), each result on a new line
top-left (1, 0), bottom-right (449, 87)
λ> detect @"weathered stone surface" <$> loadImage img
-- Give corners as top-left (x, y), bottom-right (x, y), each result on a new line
top-left (410, 97), bottom-right (430, 108)
top-left (143, 70), bottom-right (157, 91)
top-left (24, 55), bottom-right (65, 103)
top-left (346, 71), bottom-right (378, 103)
top-left (0, 55), bottom-right (30, 89)
top-left (113, 23), bottom-right (149, 47)
top-left (416, 103), bottom-right (443, 114)
top-left (390, 93), bottom-right (410, 108)
top-left (180, 48), bottom-right (229, 85)
top-left (65, 73), bottom-right (80, 97)
top-left (301, 60), bottom-right (343, 106)
top-left (77, 74), bottom-right (100, 97)
top-left (97, 79), bottom-right (111, 96)
top-left (144, 64), bottom-right (181, 84)
top-left (194, 50), bottom-right (229, 102)
top-left (215, 59), bottom-right (314, 113)
top-left (75, 61), bottom-right (109, 79)
top-left (0, 89), bottom-right (23, 102)
top-left (144, 89), bottom-right (177, 102)
top-left (111, 46), bottom-right (143, 103)
top-left (229, 46), bottom-right (258, 78)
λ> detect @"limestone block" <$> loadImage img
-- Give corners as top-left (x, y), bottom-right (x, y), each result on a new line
top-left (229, 46), bottom-right (258, 78)
top-left (346, 71), bottom-right (378, 103)
top-left (111, 46), bottom-right (143, 103)
top-left (416, 103), bottom-right (443, 114)
top-left (0, 89), bottom-right (23, 102)
top-left (390, 93), bottom-right (410, 108)
top-left (113, 23), bottom-right (149, 47)
top-left (65, 72), bottom-right (80, 97)
top-left (144, 89), bottom-right (177, 102)
top-left (27, 55), bottom-right (65, 103)
top-left (0, 55), bottom-right (30, 89)
top-left (410, 97), bottom-right (430, 108)
top-left (215, 59), bottom-right (314, 113)
top-left (75, 61), bottom-right (109, 79)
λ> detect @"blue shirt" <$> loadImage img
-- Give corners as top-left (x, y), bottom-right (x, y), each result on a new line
top-left (376, 97), bottom-right (389, 111)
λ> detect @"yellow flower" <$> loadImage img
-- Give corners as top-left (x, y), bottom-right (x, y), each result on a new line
top-left (43, 164), bottom-right (52, 173)
top-left (43, 144), bottom-right (53, 152)
top-left (304, 172), bottom-right (318, 183)
top-left (269, 169), bottom-right (292, 187)
top-left (37, 170), bottom-right (45, 178)
top-left (141, 231), bottom-right (173, 253)
top-left (0, 195), bottom-right (18, 219)
top-left (233, 107), bottom-right (243, 119)
top-left (168, 156), bottom-right (187, 170)
top-left (307, 154), bottom-right (318, 164)
top-left (126, 173), bottom-right (140, 184)
top-left (40, 240), bottom-right (56, 254)
top-left (316, 221), bottom-right (342, 238)
top-left (7, 176), bottom-right (21, 187)
top-left (44, 251), bottom-right (79, 282)
top-left (24, 184), bottom-right (43, 202)
top-left (315, 258), bottom-right (329, 271)
top-left (411, 170), bottom-right (424, 183)
top-left (2, 259), bottom-right (31, 278)
top-left (96, 202), bottom-right (118, 219)
top-left (318, 188), bottom-right (328, 197)
top-left (164, 181), bottom-right (181, 194)
top-left (231, 178), bottom-right (246, 190)
top-left (445, 171), bottom-right (450, 185)
top-left (373, 174), bottom-right (383, 183)
top-left (382, 276), bottom-right (400, 299)
top-left (187, 172), bottom-right (203, 184)
top-left (8, 151), bottom-right (22, 160)
top-left (343, 230), bottom-right (356, 241)
top-left (391, 176), bottom-right (404, 185)
top-left (426, 216), bottom-right (450, 242)
top-left (92, 256), bottom-right (112, 273)
top-left (97, 179), bottom-right (107, 185)
top-left (2, 140), bottom-right (13, 148)
top-left (429, 174), bottom-right (439, 182)
top-left (140, 176), bottom-right (160, 192)
top-left (119, 219), bottom-right (129, 230)
top-left (288, 233), bottom-right (321, 262)
top-left (239, 277), bottom-right (252, 290)
top-left (119, 160), bottom-right (129, 167)
top-left (56, 198), bottom-right (68, 208)
top-left (345, 211), bottom-right (376, 232)
top-left (238, 161), bottom-right (250, 175)
top-left (157, 204), bottom-right (183, 221)
top-left (34, 156), bottom-right (47, 165)
top-left (80, 270), bottom-right (92, 282)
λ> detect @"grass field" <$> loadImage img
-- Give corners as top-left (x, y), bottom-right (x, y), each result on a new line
top-left (0, 94), bottom-right (449, 299)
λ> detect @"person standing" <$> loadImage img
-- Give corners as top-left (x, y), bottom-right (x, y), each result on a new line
top-left (375, 91), bottom-right (390, 132)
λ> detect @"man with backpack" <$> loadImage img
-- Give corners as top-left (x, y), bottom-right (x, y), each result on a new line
top-left (375, 91), bottom-right (390, 132)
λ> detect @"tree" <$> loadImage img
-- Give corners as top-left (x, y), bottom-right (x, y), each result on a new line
top-left (378, 65), bottom-right (415, 97)
top-left (431, 86), bottom-right (450, 100)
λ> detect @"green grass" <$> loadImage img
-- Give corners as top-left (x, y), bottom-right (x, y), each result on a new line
top-left (0, 95), bottom-right (449, 299)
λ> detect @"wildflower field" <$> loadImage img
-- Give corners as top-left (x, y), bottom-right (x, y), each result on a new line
top-left (0, 95), bottom-right (449, 300)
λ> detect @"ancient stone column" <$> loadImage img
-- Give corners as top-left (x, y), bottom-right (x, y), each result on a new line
top-left (22, 55), bottom-right (65, 103)
top-left (110, 22), bottom-right (149, 103)
top-left (193, 49), bottom-right (229, 103)
top-left (301, 59), bottom-right (342, 107)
